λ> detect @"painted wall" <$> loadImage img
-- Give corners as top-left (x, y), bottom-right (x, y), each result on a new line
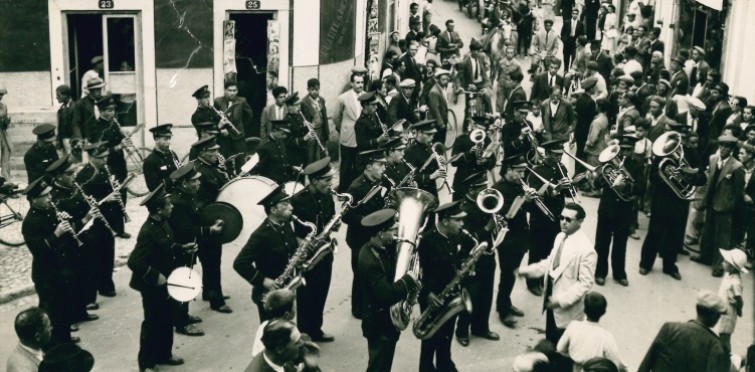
top-left (721, 0), bottom-right (755, 103)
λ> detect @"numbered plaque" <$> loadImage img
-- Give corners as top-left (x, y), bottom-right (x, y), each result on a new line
top-left (99, 0), bottom-right (114, 9)
top-left (246, 0), bottom-right (261, 10)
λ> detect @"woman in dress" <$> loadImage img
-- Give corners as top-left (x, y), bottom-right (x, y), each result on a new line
top-left (601, 4), bottom-right (618, 55)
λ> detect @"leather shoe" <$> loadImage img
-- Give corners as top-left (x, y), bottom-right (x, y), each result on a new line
top-left (158, 356), bottom-right (184, 366)
top-left (83, 314), bottom-right (99, 322)
top-left (509, 305), bottom-right (524, 317)
top-left (86, 303), bottom-right (99, 310)
top-left (116, 232), bottom-right (132, 239)
top-left (639, 268), bottom-right (649, 275)
top-left (629, 233), bottom-right (640, 240)
top-left (70, 336), bottom-right (81, 343)
top-left (615, 278), bottom-right (629, 287)
top-left (678, 249), bottom-right (690, 256)
top-left (188, 315), bottom-right (202, 324)
top-left (211, 305), bottom-right (233, 313)
top-left (527, 286), bottom-right (543, 296)
top-left (595, 277), bottom-right (605, 286)
top-left (711, 270), bottom-right (723, 278)
top-left (70, 324), bottom-right (79, 332)
top-left (472, 331), bottom-right (500, 341)
top-left (664, 271), bottom-right (682, 280)
top-left (352, 310), bottom-right (363, 320)
top-left (500, 314), bottom-right (518, 328)
top-left (99, 290), bottom-right (116, 297)
top-left (311, 333), bottom-right (335, 342)
top-left (456, 334), bottom-right (470, 347)
top-left (689, 255), bottom-right (709, 265)
top-left (176, 324), bottom-right (204, 336)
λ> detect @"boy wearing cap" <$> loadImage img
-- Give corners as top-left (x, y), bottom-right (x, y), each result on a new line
top-left (234, 185), bottom-right (298, 321)
top-left (451, 116), bottom-right (496, 201)
top-left (300, 79), bottom-right (330, 162)
top-left (358, 209), bottom-right (419, 372)
top-left (289, 157), bottom-right (337, 342)
top-left (142, 124), bottom-right (181, 192)
top-left (21, 177), bottom-right (81, 346)
top-left (638, 290), bottom-right (731, 372)
top-left (128, 184), bottom-right (195, 371)
top-left (417, 201), bottom-right (475, 372)
top-left (24, 124), bottom-right (60, 183)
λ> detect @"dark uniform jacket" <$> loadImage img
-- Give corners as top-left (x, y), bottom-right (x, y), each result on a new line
top-left (290, 187), bottom-right (337, 268)
top-left (74, 164), bottom-right (122, 228)
top-left (85, 118), bottom-right (127, 181)
top-left (384, 160), bottom-right (412, 188)
top-left (50, 183), bottom-right (89, 231)
top-left (501, 119), bottom-right (535, 160)
top-left (284, 113), bottom-right (310, 167)
top-left (343, 174), bottom-right (388, 250)
top-left (418, 228), bottom-right (475, 298)
top-left (72, 95), bottom-right (97, 140)
top-left (57, 100), bottom-right (76, 142)
top-left (355, 112), bottom-right (384, 150)
top-left (648, 153), bottom-right (708, 216)
top-left (405, 141), bottom-right (440, 197)
top-left (595, 156), bottom-right (644, 218)
top-left (22, 206), bottom-right (78, 284)
top-left (24, 142), bottom-right (59, 183)
top-left (233, 219), bottom-right (299, 302)
top-left (128, 216), bottom-right (181, 292)
top-left (528, 161), bottom-right (568, 224)
top-left (252, 135), bottom-right (296, 183)
top-left (143, 148), bottom-right (180, 192)
top-left (191, 106), bottom-right (221, 136)
top-left (213, 96), bottom-right (251, 141)
top-left (193, 158), bottom-right (230, 208)
top-left (451, 134), bottom-right (495, 195)
top-left (492, 179), bottom-right (530, 239)
top-left (358, 240), bottom-right (416, 339)
top-left (168, 188), bottom-right (208, 245)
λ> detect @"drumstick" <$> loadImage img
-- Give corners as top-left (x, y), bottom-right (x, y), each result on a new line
top-left (168, 283), bottom-right (196, 290)
top-left (188, 238), bottom-right (198, 279)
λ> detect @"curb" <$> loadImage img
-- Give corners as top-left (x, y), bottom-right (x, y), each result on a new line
top-left (0, 258), bottom-right (129, 305)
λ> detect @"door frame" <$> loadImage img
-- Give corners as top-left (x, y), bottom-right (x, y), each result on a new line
top-left (48, 0), bottom-right (157, 138)
top-left (213, 0), bottom-right (291, 95)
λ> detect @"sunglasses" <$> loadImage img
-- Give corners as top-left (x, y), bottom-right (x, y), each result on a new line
top-left (559, 215), bottom-right (574, 223)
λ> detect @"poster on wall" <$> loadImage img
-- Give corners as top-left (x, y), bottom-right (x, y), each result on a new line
top-left (367, 33), bottom-right (381, 81)
top-left (222, 20), bottom-right (237, 82)
top-left (267, 20), bottom-right (280, 77)
top-left (319, 0), bottom-right (357, 64)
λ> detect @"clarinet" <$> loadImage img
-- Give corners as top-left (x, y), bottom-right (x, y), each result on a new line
top-left (74, 181), bottom-right (116, 236)
top-left (104, 167), bottom-right (130, 223)
top-left (50, 201), bottom-right (83, 246)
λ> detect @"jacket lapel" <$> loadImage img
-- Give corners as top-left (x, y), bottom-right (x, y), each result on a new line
top-left (717, 156), bottom-right (734, 185)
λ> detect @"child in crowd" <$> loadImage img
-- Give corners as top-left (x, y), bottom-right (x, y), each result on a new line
top-left (717, 249), bottom-right (746, 354)
top-left (630, 120), bottom-right (652, 238)
top-left (528, 98), bottom-right (544, 137)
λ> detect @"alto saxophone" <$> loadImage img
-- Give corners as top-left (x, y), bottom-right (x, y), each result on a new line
top-left (274, 215), bottom-right (318, 291)
top-left (412, 230), bottom-right (491, 340)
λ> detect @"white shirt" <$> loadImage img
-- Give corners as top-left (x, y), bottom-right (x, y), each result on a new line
top-left (275, 105), bottom-right (285, 120)
top-left (19, 344), bottom-right (44, 362)
top-left (527, 112), bottom-right (544, 133)
top-left (550, 101), bottom-right (560, 118)
top-left (623, 59), bottom-right (643, 76)
top-left (263, 351), bottom-right (286, 372)
top-left (557, 320), bottom-right (626, 372)
top-left (252, 320), bottom-right (268, 357)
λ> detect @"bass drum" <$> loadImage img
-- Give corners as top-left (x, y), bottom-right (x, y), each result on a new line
top-left (216, 176), bottom-right (304, 250)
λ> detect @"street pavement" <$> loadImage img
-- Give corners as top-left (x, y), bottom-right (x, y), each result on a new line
top-left (0, 1), bottom-right (752, 371)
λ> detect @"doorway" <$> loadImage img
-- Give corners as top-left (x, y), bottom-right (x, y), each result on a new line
top-left (228, 12), bottom-right (274, 137)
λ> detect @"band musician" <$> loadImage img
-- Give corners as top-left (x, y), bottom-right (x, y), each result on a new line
top-left (405, 120), bottom-right (445, 198)
top-left (382, 138), bottom-right (412, 189)
top-left (252, 120), bottom-right (300, 183)
top-left (451, 116), bottom-right (496, 201)
top-left (142, 124), bottom-right (181, 192)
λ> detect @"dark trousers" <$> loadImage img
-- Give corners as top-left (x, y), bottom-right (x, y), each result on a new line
top-left (594, 212), bottom-right (630, 280)
top-left (456, 254), bottom-right (495, 335)
top-left (545, 308), bottom-right (565, 345)
top-left (76, 241), bottom-right (98, 307)
top-left (36, 280), bottom-right (73, 345)
top-left (419, 299), bottom-right (458, 372)
top-left (338, 145), bottom-right (359, 193)
top-left (198, 240), bottom-right (225, 308)
top-left (138, 287), bottom-right (174, 370)
top-left (574, 130), bottom-right (589, 175)
top-left (640, 209), bottom-right (687, 273)
top-left (93, 224), bottom-right (116, 294)
top-left (351, 244), bottom-right (363, 316)
top-left (366, 335), bottom-right (399, 372)
top-left (496, 236), bottom-right (529, 315)
top-left (563, 41), bottom-right (576, 72)
top-left (528, 221), bottom-right (560, 289)
top-left (699, 210), bottom-right (733, 269)
top-left (297, 256), bottom-right (333, 337)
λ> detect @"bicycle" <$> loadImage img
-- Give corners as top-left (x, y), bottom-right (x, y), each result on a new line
top-left (0, 191), bottom-right (27, 247)
top-left (446, 109), bottom-right (458, 147)
top-left (125, 147), bottom-right (152, 197)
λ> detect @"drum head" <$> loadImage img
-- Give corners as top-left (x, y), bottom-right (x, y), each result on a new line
top-left (201, 202), bottom-right (243, 244)
top-left (167, 267), bottom-right (202, 302)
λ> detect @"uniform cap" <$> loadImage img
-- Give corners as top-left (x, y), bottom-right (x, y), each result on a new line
top-left (359, 148), bottom-right (388, 163)
top-left (191, 136), bottom-right (221, 151)
top-left (96, 95), bottom-right (116, 109)
top-left (502, 153), bottom-right (528, 169)
top-left (358, 91), bottom-right (378, 104)
top-left (470, 116), bottom-right (492, 128)
top-left (541, 138), bottom-right (566, 152)
top-left (257, 184), bottom-right (291, 206)
top-left (46, 155), bottom-right (77, 176)
top-left (284, 92), bottom-right (301, 105)
top-left (170, 163), bottom-right (201, 182)
top-left (302, 157), bottom-right (335, 179)
top-left (382, 137), bottom-right (407, 151)
top-left (696, 290), bottom-right (728, 314)
top-left (140, 183), bottom-right (171, 208)
top-left (461, 171), bottom-right (488, 192)
top-left (196, 121), bottom-right (220, 134)
top-left (32, 124), bottom-right (56, 140)
top-left (361, 208), bottom-right (397, 230)
top-left (149, 123), bottom-right (173, 138)
top-left (435, 200), bottom-right (467, 219)
top-left (23, 176), bottom-right (52, 198)
top-left (619, 134), bottom-right (638, 148)
top-left (411, 119), bottom-right (437, 133)
top-left (192, 85), bottom-right (210, 99)
top-left (270, 120), bottom-right (292, 134)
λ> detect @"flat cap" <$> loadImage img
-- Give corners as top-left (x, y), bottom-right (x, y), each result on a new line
top-left (434, 69), bottom-right (451, 78)
top-left (399, 79), bottom-right (416, 88)
top-left (586, 61), bottom-right (599, 71)
top-left (90, 55), bottom-right (104, 65)
top-left (696, 290), bottom-right (727, 314)
top-left (717, 134), bottom-right (739, 145)
top-left (693, 46), bottom-right (706, 56)
top-left (351, 65), bottom-right (369, 74)
top-left (671, 55), bottom-right (686, 66)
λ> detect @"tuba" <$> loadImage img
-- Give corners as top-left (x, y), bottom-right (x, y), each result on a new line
top-left (412, 230), bottom-right (489, 340)
top-left (652, 131), bottom-right (696, 200)
top-left (389, 187), bottom-right (439, 331)
top-left (469, 128), bottom-right (486, 162)
top-left (598, 144), bottom-right (635, 201)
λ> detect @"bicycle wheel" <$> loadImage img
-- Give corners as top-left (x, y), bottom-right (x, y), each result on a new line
top-left (446, 109), bottom-right (458, 148)
top-left (0, 197), bottom-right (27, 247)
top-left (126, 147), bottom-right (152, 197)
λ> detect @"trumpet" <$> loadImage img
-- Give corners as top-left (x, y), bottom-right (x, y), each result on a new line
top-left (74, 181), bottom-right (116, 236)
top-left (299, 111), bottom-right (327, 153)
top-left (519, 179), bottom-right (556, 221)
top-left (470, 129), bottom-right (486, 161)
top-left (210, 105), bottom-right (241, 136)
top-left (50, 201), bottom-right (83, 246)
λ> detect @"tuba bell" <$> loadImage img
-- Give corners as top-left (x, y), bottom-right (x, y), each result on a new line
top-left (389, 187), bottom-right (439, 331)
top-left (652, 131), bottom-right (696, 200)
top-left (598, 144), bottom-right (635, 201)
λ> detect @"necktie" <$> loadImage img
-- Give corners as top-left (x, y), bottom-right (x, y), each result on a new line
top-left (545, 32), bottom-right (549, 48)
top-left (552, 236), bottom-right (566, 270)
top-left (474, 59), bottom-right (480, 81)
top-left (572, 22), bottom-right (576, 37)
top-left (550, 75), bottom-right (555, 87)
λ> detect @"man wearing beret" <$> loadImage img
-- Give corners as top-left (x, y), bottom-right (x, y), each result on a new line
top-left (300, 79), bottom-right (330, 163)
top-left (128, 184), bottom-right (194, 371)
top-left (21, 177), bottom-right (81, 347)
top-left (638, 291), bottom-right (732, 372)
top-left (142, 124), bottom-right (181, 192)
top-left (24, 124), bottom-right (60, 183)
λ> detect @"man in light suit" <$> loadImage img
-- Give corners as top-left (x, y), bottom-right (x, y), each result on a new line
top-left (541, 87), bottom-right (576, 142)
top-left (6, 307), bottom-right (50, 372)
top-left (530, 18), bottom-right (560, 75)
top-left (428, 70), bottom-right (451, 144)
top-left (519, 203), bottom-right (597, 345)
top-left (332, 74), bottom-right (365, 192)
top-left (260, 86), bottom-right (289, 139)
top-left (691, 135), bottom-right (745, 277)
top-left (531, 58), bottom-right (565, 103)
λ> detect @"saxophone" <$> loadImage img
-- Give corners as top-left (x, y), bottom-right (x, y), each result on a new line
top-left (274, 215), bottom-right (318, 291)
top-left (412, 230), bottom-right (490, 340)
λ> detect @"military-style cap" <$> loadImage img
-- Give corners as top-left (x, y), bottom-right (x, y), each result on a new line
top-left (257, 184), bottom-right (291, 206)
top-left (399, 79), bottom-right (416, 88)
top-left (618, 75), bottom-right (635, 84)
top-left (717, 134), bottom-right (739, 145)
top-left (270, 119), bottom-right (292, 133)
top-left (196, 121), bottom-right (220, 134)
top-left (502, 153), bottom-right (528, 169)
top-left (361, 208), bottom-right (397, 230)
top-left (434, 69), bottom-right (451, 78)
top-left (140, 183), bottom-right (171, 208)
top-left (693, 46), bottom-right (706, 56)
top-left (382, 137), bottom-right (406, 151)
top-left (302, 157), bottom-right (335, 179)
top-left (351, 65), bottom-right (369, 74)
top-left (245, 137), bottom-right (263, 153)
top-left (470, 116), bottom-right (491, 128)
top-left (508, 99), bottom-right (528, 112)
top-left (516, 103), bottom-right (531, 113)
top-left (670, 55), bottom-right (686, 66)
top-left (435, 200), bottom-right (467, 219)
top-left (358, 91), bottom-right (378, 104)
top-left (96, 95), bottom-right (116, 109)
top-left (541, 138), bottom-right (566, 152)
top-left (84, 141), bottom-right (110, 158)
top-left (618, 134), bottom-right (638, 148)
top-left (90, 56), bottom-right (103, 65)
top-left (46, 155), bottom-right (77, 176)
top-left (462, 171), bottom-right (488, 190)
top-left (23, 176), bottom-right (52, 199)
top-left (33, 124), bottom-right (56, 140)
top-left (192, 85), bottom-right (210, 99)
top-left (191, 136), bottom-right (221, 151)
top-left (170, 163), bottom-right (201, 182)
top-left (359, 148), bottom-right (388, 163)
top-left (411, 119), bottom-right (437, 133)
top-left (284, 92), bottom-right (300, 105)
top-left (581, 76), bottom-right (598, 90)
top-left (86, 77), bottom-right (105, 90)
top-left (696, 290), bottom-right (728, 314)
top-left (149, 123), bottom-right (173, 138)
